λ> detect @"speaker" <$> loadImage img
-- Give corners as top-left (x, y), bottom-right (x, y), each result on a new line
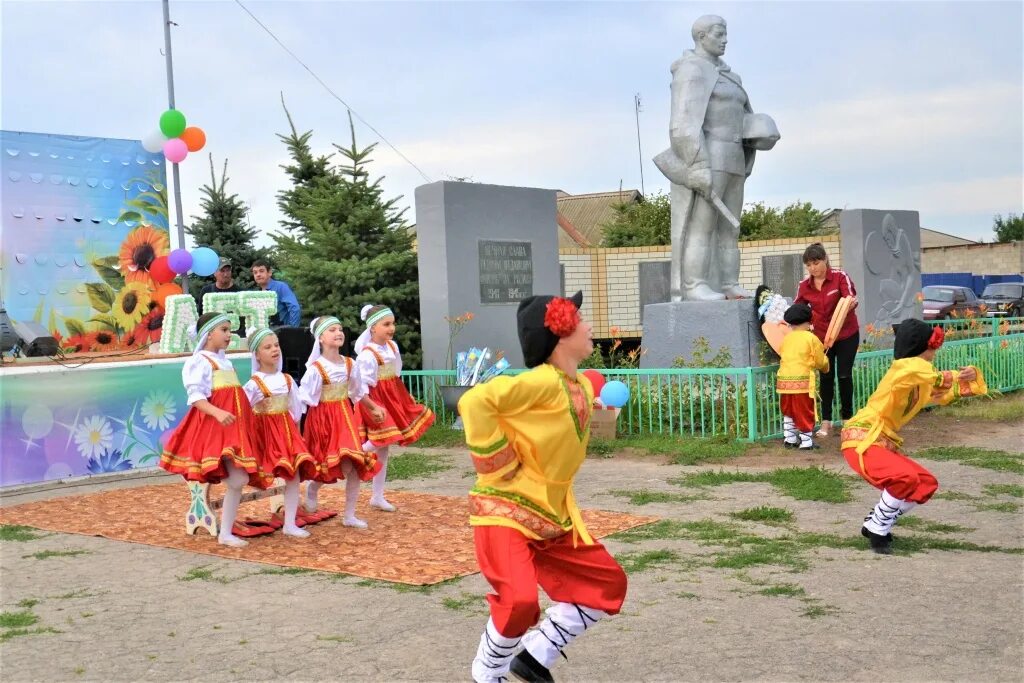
top-left (0, 307), bottom-right (19, 353)
top-left (12, 320), bottom-right (59, 357)
top-left (273, 326), bottom-right (313, 383)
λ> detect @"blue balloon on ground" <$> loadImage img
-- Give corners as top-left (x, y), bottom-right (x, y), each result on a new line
top-left (190, 247), bottom-right (219, 276)
top-left (600, 380), bottom-right (630, 408)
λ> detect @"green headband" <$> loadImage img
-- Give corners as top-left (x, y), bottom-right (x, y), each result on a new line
top-left (314, 316), bottom-right (342, 340)
top-left (198, 314), bottom-right (231, 341)
top-left (366, 308), bottom-right (394, 328)
top-left (247, 327), bottom-right (275, 353)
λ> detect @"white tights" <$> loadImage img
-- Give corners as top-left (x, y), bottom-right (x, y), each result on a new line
top-left (218, 461), bottom-right (249, 545)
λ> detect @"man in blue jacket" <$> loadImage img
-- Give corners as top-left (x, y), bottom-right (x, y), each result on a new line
top-left (251, 259), bottom-right (301, 326)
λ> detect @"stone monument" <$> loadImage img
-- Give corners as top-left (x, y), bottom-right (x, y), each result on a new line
top-left (415, 181), bottom-right (560, 370)
top-left (643, 14), bottom-right (778, 368)
top-left (839, 209), bottom-right (923, 333)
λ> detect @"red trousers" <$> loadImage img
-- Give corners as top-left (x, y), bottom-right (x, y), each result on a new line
top-left (780, 394), bottom-right (815, 432)
top-left (843, 445), bottom-right (938, 503)
top-left (474, 525), bottom-right (628, 638)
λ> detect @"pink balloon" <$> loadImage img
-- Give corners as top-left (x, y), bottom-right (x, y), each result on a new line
top-left (163, 138), bottom-right (188, 163)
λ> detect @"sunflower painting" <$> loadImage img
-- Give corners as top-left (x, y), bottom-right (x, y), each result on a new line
top-left (119, 225), bottom-right (169, 287)
top-left (112, 282), bottom-right (152, 329)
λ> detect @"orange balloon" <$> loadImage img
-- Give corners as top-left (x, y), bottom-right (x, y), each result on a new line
top-left (180, 126), bottom-right (206, 152)
top-left (152, 283), bottom-right (183, 309)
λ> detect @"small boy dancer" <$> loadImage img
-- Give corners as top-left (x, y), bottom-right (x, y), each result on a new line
top-left (459, 291), bottom-right (627, 683)
top-left (776, 303), bottom-right (829, 450)
top-left (841, 319), bottom-right (986, 554)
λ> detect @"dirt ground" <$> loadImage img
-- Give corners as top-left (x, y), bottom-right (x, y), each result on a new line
top-left (1, 398), bottom-right (1022, 682)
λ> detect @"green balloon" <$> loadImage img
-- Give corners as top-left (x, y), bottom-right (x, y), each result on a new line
top-left (159, 109), bottom-right (187, 138)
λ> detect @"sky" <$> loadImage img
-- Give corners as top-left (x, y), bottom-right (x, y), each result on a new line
top-left (2, 0), bottom-right (1022, 246)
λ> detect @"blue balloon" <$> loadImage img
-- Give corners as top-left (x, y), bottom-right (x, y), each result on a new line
top-left (600, 380), bottom-right (630, 408)
top-left (190, 247), bottom-right (219, 276)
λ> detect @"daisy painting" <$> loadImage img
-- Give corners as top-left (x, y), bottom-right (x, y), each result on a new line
top-left (74, 415), bottom-right (114, 459)
top-left (141, 391), bottom-right (177, 431)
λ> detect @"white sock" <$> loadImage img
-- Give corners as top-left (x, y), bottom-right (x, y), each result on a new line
top-left (218, 463), bottom-right (249, 546)
top-left (522, 602), bottom-right (606, 669)
top-left (798, 431), bottom-right (814, 448)
top-left (361, 440), bottom-right (378, 453)
top-left (282, 477), bottom-right (309, 538)
top-left (305, 481), bottom-right (322, 511)
top-left (783, 416), bottom-right (798, 444)
top-left (342, 461), bottom-right (365, 527)
top-left (370, 447), bottom-right (393, 509)
top-left (895, 499), bottom-right (918, 524)
top-left (471, 618), bottom-right (521, 683)
top-left (864, 489), bottom-right (903, 536)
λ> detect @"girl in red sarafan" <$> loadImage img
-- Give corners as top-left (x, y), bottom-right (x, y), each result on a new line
top-left (159, 313), bottom-right (273, 548)
top-left (300, 316), bottom-right (381, 529)
top-left (354, 304), bottom-right (435, 513)
top-left (242, 327), bottom-right (319, 539)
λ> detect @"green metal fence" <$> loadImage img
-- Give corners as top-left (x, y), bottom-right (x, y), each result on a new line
top-left (402, 331), bottom-right (1024, 442)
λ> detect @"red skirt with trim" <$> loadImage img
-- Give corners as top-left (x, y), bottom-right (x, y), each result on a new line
top-left (159, 386), bottom-right (272, 489)
top-left (359, 377), bottom-right (435, 447)
top-left (250, 412), bottom-right (319, 481)
top-left (303, 400), bottom-right (380, 483)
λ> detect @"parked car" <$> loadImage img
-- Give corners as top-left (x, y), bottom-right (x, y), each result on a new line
top-left (920, 285), bottom-right (986, 320)
top-left (980, 282), bottom-right (1024, 318)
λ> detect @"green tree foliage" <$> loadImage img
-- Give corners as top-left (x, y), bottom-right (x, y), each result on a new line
top-left (186, 156), bottom-right (269, 297)
top-left (992, 213), bottom-right (1023, 243)
top-left (272, 106), bottom-right (422, 367)
top-left (739, 201), bottom-right (824, 241)
top-left (601, 192), bottom-right (671, 247)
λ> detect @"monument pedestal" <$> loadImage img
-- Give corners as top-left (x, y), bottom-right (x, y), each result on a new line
top-left (640, 299), bottom-right (760, 368)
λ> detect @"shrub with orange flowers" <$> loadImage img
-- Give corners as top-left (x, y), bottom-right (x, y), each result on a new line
top-left (444, 311), bottom-right (475, 370)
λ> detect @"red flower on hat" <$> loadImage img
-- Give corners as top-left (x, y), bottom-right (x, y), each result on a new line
top-left (544, 297), bottom-right (579, 337)
top-left (927, 325), bottom-right (945, 350)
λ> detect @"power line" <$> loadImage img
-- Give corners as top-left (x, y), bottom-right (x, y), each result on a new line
top-left (233, 0), bottom-right (433, 183)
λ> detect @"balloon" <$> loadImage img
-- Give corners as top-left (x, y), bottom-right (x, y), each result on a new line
top-left (600, 380), bottom-right (630, 409)
top-left (149, 256), bottom-right (175, 284)
top-left (190, 247), bottom-right (219, 276)
top-left (180, 126), bottom-right (206, 152)
top-left (159, 109), bottom-right (187, 138)
top-left (141, 129), bottom-right (167, 154)
top-left (152, 283), bottom-right (183, 309)
top-left (582, 369), bottom-right (606, 396)
top-left (163, 138), bottom-right (188, 164)
top-left (167, 248), bottom-right (193, 274)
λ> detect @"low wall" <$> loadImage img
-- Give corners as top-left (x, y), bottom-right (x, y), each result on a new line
top-left (921, 241), bottom-right (1024, 276)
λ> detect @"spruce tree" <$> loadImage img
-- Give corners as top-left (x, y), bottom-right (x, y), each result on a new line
top-left (273, 109), bottom-right (422, 367)
top-left (186, 155), bottom-right (269, 297)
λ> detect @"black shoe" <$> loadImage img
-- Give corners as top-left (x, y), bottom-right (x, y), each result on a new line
top-left (783, 440), bottom-right (799, 449)
top-left (510, 650), bottom-right (554, 683)
top-left (861, 526), bottom-right (893, 554)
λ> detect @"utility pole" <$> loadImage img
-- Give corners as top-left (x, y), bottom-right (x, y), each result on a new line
top-left (634, 93), bottom-right (645, 196)
top-left (162, 0), bottom-right (189, 292)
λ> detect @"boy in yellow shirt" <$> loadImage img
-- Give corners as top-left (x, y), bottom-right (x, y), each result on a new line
top-left (776, 303), bottom-right (829, 449)
top-left (459, 291), bottom-right (627, 683)
top-left (841, 319), bottom-right (985, 554)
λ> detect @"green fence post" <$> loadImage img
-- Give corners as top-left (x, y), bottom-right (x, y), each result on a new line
top-left (746, 367), bottom-right (757, 441)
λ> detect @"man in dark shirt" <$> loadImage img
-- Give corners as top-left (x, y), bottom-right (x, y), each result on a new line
top-left (198, 257), bottom-right (244, 333)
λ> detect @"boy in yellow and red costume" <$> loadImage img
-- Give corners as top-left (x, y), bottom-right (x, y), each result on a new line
top-left (459, 291), bottom-right (627, 683)
top-left (841, 319), bottom-right (986, 554)
top-left (776, 303), bottom-right (829, 450)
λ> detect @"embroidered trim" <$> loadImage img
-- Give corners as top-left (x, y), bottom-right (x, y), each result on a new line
top-left (471, 486), bottom-right (569, 526)
top-left (468, 435), bottom-right (509, 456)
top-left (469, 493), bottom-right (570, 539)
top-left (557, 372), bottom-right (591, 441)
top-left (472, 444), bottom-right (517, 474)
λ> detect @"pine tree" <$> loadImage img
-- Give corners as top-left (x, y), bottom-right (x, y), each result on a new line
top-left (273, 107), bottom-right (422, 367)
top-left (186, 155), bottom-right (269, 297)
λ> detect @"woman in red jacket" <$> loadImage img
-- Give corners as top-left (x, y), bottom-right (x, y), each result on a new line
top-left (794, 242), bottom-right (859, 437)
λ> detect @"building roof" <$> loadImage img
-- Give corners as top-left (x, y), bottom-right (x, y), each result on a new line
top-left (920, 228), bottom-right (977, 249)
top-left (556, 189), bottom-right (642, 248)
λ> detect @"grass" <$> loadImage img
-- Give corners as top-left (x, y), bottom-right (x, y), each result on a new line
top-left (758, 583), bottom-right (806, 598)
top-left (915, 447), bottom-right (1024, 474)
top-left (0, 525), bottom-right (43, 542)
top-left (897, 517), bottom-right (973, 534)
top-left (402, 424), bottom-right (465, 449)
top-left (933, 490), bottom-right (980, 502)
top-left (315, 634), bottom-right (353, 643)
top-left (22, 549), bottom-right (91, 560)
top-left (588, 438), bottom-right (617, 458)
top-left (0, 627), bottom-right (60, 643)
top-left (16, 599), bottom-right (39, 609)
top-left (354, 576), bottom-right (462, 594)
top-left (441, 593), bottom-right (485, 612)
top-left (729, 506), bottom-right (795, 526)
top-left (615, 549), bottom-right (680, 574)
top-left (179, 565), bottom-right (234, 584)
top-left (253, 567), bottom-right (313, 576)
top-left (676, 591), bottom-right (700, 599)
top-left (385, 452), bottom-right (454, 481)
top-left (983, 484), bottom-right (1024, 498)
top-left (0, 611), bottom-right (39, 629)
top-left (674, 467), bottom-right (853, 503)
top-left (712, 541), bottom-right (807, 571)
top-left (801, 602), bottom-right (840, 619)
top-left (609, 489), bottom-right (707, 506)
top-left (616, 434), bottom-right (749, 465)
top-left (974, 501), bottom-right (1021, 513)
top-left (944, 396), bottom-right (1024, 423)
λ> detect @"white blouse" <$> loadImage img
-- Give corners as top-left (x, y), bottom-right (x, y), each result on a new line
top-left (355, 340), bottom-right (403, 388)
top-left (299, 356), bottom-right (366, 407)
top-left (182, 351), bottom-right (235, 406)
top-left (243, 370), bottom-right (305, 422)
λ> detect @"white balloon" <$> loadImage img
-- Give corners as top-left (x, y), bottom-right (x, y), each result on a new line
top-left (141, 129), bottom-right (167, 154)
